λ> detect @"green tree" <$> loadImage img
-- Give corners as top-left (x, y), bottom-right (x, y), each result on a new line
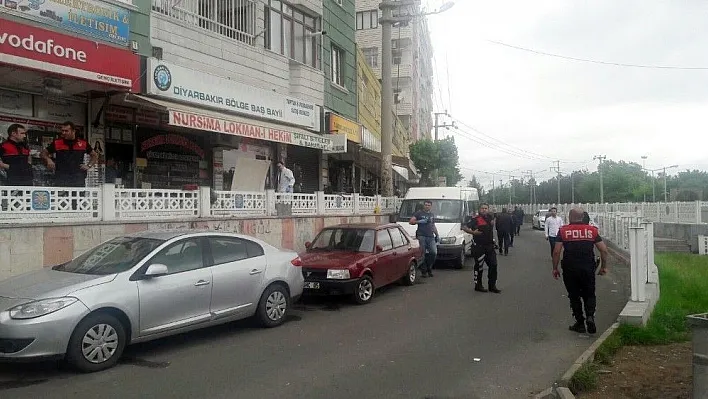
top-left (409, 137), bottom-right (463, 187)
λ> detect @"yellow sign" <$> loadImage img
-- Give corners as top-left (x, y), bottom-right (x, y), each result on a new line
top-left (329, 114), bottom-right (361, 143)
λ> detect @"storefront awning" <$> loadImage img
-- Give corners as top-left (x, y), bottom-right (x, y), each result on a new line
top-left (392, 154), bottom-right (419, 178)
top-left (125, 95), bottom-right (333, 151)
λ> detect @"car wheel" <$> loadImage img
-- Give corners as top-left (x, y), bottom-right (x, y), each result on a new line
top-left (66, 313), bottom-right (126, 373)
top-left (256, 284), bottom-right (290, 328)
top-left (453, 246), bottom-right (465, 269)
top-left (353, 275), bottom-right (374, 305)
top-left (401, 261), bottom-right (417, 286)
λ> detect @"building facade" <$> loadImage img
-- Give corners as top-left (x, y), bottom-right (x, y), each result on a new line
top-left (354, 0), bottom-right (434, 142)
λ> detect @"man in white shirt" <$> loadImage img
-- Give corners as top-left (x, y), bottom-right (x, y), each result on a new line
top-left (544, 206), bottom-right (564, 257)
top-left (276, 161), bottom-right (295, 193)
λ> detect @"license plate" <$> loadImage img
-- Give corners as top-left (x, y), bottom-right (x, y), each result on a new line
top-left (304, 282), bottom-right (320, 289)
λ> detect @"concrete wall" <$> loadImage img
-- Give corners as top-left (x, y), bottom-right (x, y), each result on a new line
top-left (654, 222), bottom-right (708, 253)
top-left (0, 215), bottom-right (390, 280)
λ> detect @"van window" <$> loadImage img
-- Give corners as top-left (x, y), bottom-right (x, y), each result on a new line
top-left (398, 199), bottom-right (463, 222)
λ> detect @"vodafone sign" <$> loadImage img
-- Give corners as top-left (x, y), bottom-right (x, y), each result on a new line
top-left (0, 19), bottom-right (139, 91)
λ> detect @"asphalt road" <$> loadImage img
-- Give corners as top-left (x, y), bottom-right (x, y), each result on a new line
top-left (0, 227), bottom-right (630, 399)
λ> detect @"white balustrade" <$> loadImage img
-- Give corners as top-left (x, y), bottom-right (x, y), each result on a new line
top-left (0, 186), bottom-right (100, 224)
top-left (114, 188), bottom-right (200, 219)
top-left (211, 190), bottom-right (268, 217)
top-left (323, 194), bottom-right (354, 214)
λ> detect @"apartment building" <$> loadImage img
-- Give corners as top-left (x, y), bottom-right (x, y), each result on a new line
top-left (354, 0), bottom-right (434, 142)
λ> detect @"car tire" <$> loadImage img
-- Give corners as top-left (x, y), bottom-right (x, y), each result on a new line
top-left (353, 275), bottom-right (375, 305)
top-left (256, 284), bottom-right (290, 328)
top-left (66, 313), bottom-right (127, 373)
top-left (401, 261), bottom-right (417, 286)
top-left (453, 246), bottom-right (465, 269)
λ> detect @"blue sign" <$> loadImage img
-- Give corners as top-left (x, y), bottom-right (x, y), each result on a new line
top-left (31, 190), bottom-right (51, 211)
top-left (234, 194), bottom-right (244, 209)
top-left (2, 0), bottom-right (131, 46)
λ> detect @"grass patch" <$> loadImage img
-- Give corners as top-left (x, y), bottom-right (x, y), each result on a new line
top-left (617, 252), bottom-right (708, 345)
top-left (568, 362), bottom-right (598, 394)
top-left (593, 330), bottom-right (623, 365)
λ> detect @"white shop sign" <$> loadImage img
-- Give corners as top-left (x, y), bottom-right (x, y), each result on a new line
top-left (0, 89), bottom-right (33, 117)
top-left (362, 127), bottom-right (381, 152)
top-left (147, 58), bottom-right (321, 131)
top-left (35, 97), bottom-right (86, 123)
top-left (323, 134), bottom-right (347, 154)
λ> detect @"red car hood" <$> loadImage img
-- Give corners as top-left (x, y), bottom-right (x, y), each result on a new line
top-left (299, 251), bottom-right (372, 269)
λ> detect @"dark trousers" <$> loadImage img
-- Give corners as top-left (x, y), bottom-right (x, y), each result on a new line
top-left (515, 222), bottom-right (522, 235)
top-left (496, 230), bottom-right (510, 254)
top-left (548, 236), bottom-right (559, 257)
top-left (473, 244), bottom-right (498, 287)
top-left (562, 265), bottom-right (596, 321)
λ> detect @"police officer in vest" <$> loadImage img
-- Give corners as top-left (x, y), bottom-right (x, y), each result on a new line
top-left (41, 121), bottom-right (97, 187)
top-left (552, 207), bottom-right (609, 334)
top-left (0, 124), bottom-right (33, 186)
top-left (462, 203), bottom-right (501, 293)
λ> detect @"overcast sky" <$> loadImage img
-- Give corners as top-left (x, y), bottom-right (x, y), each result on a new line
top-left (423, 0), bottom-right (708, 190)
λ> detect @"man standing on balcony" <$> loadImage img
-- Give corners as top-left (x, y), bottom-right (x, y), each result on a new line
top-left (0, 124), bottom-right (33, 186)
top-left (544, 207), bottom-right (564, 257)
top-left (276, 161), bottom-right (295, 193)
top-left (41, 121), bottom-right (97, 187)
top-left (552, 207), bottom-right (609, 334)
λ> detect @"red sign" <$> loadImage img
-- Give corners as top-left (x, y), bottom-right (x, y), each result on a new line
top-left (0, 18), bottom-right (140, 91)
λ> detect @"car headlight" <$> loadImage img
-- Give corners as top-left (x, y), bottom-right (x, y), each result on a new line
top-left (8, 297), bottom-right (79, 320)
top-left (327, 269), bottom-right (351, 279)
top-left (440, 237), bottom-right (457, 245)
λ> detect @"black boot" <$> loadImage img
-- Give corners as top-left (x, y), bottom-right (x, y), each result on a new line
top-left (586, 316), bottom-right (597, 334)
top-left (488, 285), bottom-right (501, 294)
top-left (474, 283), bottom-right (488, 292)
top-left (569, 319), bottom-right (586, 333)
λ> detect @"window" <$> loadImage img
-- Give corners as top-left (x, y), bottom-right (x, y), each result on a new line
top-left (376, 229), bottom-right (393, 251)
top-left (151, 239), bottom-right (204, 274)
top-left (362, 47), bottom-right (378, 68)
top-left (265, 0), bottom-right (320, 68)
top-left (356, 10), bottom-right (378, 30)
top-left (394, 88), bottom-right (401, 104)
top-left (392, 49), bottom-right (402, 65)
top-left (196, 0), bottom-right (256, 43)
top-left (389, 228), bottom-right (406, 248)
top-left (310, 228), bottom-right (376, 252)
top-left (331, 45), bottom-right (344, 87)
top-left (209, 237), bottom-right (264, 264)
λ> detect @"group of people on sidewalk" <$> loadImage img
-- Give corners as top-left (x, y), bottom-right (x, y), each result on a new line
top-left (410, 202), bottom-right (609, 335)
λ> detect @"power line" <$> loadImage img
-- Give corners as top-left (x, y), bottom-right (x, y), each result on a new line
top-left (486, 39), bottom-right (708, 70)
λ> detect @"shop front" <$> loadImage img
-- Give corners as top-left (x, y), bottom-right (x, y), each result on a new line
top-left (324, 112), bottom-right (366, 194)
top-left (109, 58), bottom-right (337, 192)
top-left (0, 17), bottom-right (140, 187)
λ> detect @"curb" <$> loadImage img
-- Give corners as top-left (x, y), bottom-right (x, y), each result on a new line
top-left (534, 322), bottom-right (620, 399)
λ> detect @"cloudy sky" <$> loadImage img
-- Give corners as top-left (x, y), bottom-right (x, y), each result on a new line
top-left (423, 0), bottom-right (708, 190)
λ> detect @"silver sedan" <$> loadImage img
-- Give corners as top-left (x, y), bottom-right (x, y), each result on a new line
top-left (0, 231), bottom-right (304, 372)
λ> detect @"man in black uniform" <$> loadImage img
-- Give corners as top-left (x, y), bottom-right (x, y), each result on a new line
top-left (0, 124), bottom-right (33, 186)
top-left (495, 207), bottom-right (513, 256)
top-left (552, 208), bottom-right (609, 334)
top-left (463, 203), bottom-right (501, 293)
top-left (41, 121), bottom-right (97, 187)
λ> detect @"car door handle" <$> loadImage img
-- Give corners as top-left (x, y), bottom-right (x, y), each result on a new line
top-left (194, 280), bottom-right (211, 286)
top-left (249, 269), bottom-right (263, 275)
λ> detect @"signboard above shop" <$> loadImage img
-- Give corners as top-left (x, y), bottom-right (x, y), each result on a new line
top-left (146, 58), bottom-right (321, 132)
top-left (327, 113), bottom-right (361, 143)
top-left (1, 0), bottom-right (131, 46)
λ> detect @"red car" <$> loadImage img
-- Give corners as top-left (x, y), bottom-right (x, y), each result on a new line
top-left (300, 223), bottom-right (423, 304)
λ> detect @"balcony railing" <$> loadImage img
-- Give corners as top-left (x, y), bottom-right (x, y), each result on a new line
top-left (0, 185), bottom-right (403, 225)
top-left (152, 0), bottom-right (257, 45)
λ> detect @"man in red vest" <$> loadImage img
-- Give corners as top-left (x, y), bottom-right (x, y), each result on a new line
top-left (41, 121), bottom-right (97, 187)
top-left (0, 124), bottom-right (33, 186)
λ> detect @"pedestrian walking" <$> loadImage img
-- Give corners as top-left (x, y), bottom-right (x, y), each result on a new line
top-left (275, 161), bottom-right (295, 193)
top-left (409, 200), bottom-right (439, 278)
top-left (463, 203), bottom-right (501, 293)
top-left (552, 208), bottom-right (609, 334)
top-left (495, 207), bottom-right (513, 256)
top-left (41, 121), bottom-right (97, 187)
top-left (513, 206), bottom-right (525, 236)
top-left (544, 207), bottom-right (563, 257)
top-left (0, 124), bottom-right (33, 186)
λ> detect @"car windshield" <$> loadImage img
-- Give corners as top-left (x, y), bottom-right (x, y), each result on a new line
top-left (310, 228), bottom-right (376, 252)
top-left (398, 199), bottom-right (463, 222)
top-left (53, 237), bottom-right (165, 275)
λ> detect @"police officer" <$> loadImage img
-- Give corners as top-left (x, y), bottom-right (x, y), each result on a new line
top-left (41, 121), bottom-right (97, 187)
top-left (462, 203), bottom-right (501, 293)
top-left (552, 208), bottom-right (609, 334)
top-left (0, 124), bottom-right (33, 186)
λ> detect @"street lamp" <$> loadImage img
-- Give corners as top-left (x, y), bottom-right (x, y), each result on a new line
top-left (379, 1), bottom-right (454, 196)
top-left (644, 164), bottom-right (678, 202)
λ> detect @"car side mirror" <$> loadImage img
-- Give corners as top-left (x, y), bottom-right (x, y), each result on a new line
top-left (144, 264), bottom-right (169, 278)
top-left (305, 241), bottom-right (312, 249)
top-left (376, 245), bottom-right (384, 253)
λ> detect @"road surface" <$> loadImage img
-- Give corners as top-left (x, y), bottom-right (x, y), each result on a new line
top-left (0, 228), bottom-right (630, 399)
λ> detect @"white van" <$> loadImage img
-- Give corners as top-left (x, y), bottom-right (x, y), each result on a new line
top-left (396, 186), bottom-right (479, 269)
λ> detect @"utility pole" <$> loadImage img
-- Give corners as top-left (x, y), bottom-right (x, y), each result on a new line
top-left (508, 174), bottom-right (516, 204)
top-left (550, 161), bottom-right (561, 205)
top-left (491, 173), bottom-right (496, 205)
top-left (433, 111), bottom-right (454, 141)
top-left (571, 172), bottom-right (575, 203)
top-left (593, 155), bottom-right (606, 204)
top-left (641, 155), bottom-right (648, 202)
top-left (525, 170), bottom-right (534, 204)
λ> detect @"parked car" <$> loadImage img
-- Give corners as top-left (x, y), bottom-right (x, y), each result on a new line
top-left (533, 209), bottom-right (550, 230)
top-left (0, 231), bottom-right (304, 372)
top-left (299, 223), bottom-right (423, 304)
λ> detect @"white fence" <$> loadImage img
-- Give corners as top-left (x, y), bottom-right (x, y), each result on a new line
top-left (506, 201), bottom-right (705, 224)
top-left (0, 184), bottom-right (403, 225)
